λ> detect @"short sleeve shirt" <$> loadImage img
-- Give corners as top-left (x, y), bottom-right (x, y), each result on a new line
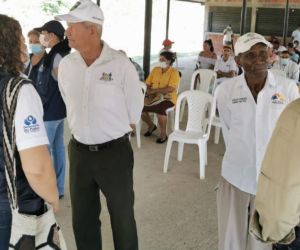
top-left (146, 67), bottom-right (180, 104)
top-left (15, 84), bottom-right (49, 151)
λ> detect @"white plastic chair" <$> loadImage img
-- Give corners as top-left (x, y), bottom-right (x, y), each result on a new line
top-left (135, 82), bottom-right (147, 148)
top-left (179, 69), bottom-right (216, 122)
top-left (163, 90), bottom-right (215, 179)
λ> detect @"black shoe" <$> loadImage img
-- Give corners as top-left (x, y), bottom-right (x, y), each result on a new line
top-left (59, 195), bottom-right (64, 200)
top-left (144, 125), bottom-right (157, 137)
top-left (156, 136), bottom-right (168, 144)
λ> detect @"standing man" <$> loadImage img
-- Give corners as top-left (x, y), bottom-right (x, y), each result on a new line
top-left (55, 1), bottom-right (144, 249)
top-left (250, 98), bottom-right (300, 250)
top-left (216, 32), bottom-right (299, 250)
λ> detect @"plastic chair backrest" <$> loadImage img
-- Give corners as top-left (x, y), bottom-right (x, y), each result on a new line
top-left (174, 90), bottom-right (215, 136)
top-left (190, 69), bottom-right (217, 94)
top-left (140, 81), bottom-right (147, 97)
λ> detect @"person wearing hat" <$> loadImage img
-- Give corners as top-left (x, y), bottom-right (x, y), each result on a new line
top-left (216, 32), bottom-right (299, 250)
top-left (160, 39), bottom-right (174, 53)
top-left (272, 49), bottom-right (299, 84)
top-left (34, 20), bottom-right (71, 200)
top-left (55, 0), bottom-right (143, 249)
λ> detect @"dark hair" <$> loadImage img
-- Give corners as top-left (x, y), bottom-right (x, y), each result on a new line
top-left (294, 40), bottom-right (299, 45)
top-left (204, 39), bottom-right (214, 52)
top-left (0, 14), bottom-right (23, 76)
top-left (159, 51), bottom-right (176, 65)
top-left (287, 42), bottom-right (294, 49)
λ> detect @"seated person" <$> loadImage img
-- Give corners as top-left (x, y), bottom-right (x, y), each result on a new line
top-left (214, 45), bottom-right (237, 85)
top-left (141, 51), bottom-right (180, 144)
top-left (267, 46), bottom-right (279, 68)
top-left (287, 42), bottom-right (300, 64)
top-left (273, 50), bottom-right (300, 84)
top-left (160, 39), bottom-right (174, 54)
top-left (195, 39), bottom-right (217, 70)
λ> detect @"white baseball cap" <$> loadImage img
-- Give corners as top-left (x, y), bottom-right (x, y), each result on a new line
top-left (55, 0), bottom-right (104, 25)
top-left (234, 32), bottom-right (271, 56)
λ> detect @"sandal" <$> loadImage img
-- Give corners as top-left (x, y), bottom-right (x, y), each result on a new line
top-left (144, 125), bottom-right (157, 137)
top-left (156, 136), bottom-right (168, 144)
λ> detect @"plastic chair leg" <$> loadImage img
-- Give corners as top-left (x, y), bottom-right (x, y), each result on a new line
top-left (136, 121), bottom-right (141, 148)
top-left (163, 139), bottom-right (173, 173)
top-left (198, 142), bottom-right (206, 179)
top-left (177, 142), bottom-right (184, 161)
top-left (170, 110), bottom-right (175, 131)
top-left (214, 126), bottom-right (221, 144)
top-left (205, 143), bottom-right (207, 166)
top-left (153, 114), bottom-right (158, 126)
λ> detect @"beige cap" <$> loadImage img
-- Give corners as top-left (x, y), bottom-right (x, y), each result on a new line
top-left (235, 32), bottom-right (271, 56)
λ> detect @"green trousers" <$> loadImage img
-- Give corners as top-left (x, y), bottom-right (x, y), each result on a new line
top-left (68, 137), bottom-right (138, 250)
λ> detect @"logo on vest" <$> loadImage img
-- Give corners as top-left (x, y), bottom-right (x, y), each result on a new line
top-left (100, 72), bottom-right (113, 81)
top-left (24, 115), bottom-right (40, 133)
top-left (271, 93), bottom-right (285, 104)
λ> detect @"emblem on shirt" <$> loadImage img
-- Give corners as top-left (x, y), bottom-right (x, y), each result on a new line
top-left (23, 115), bottom-right (40, 133)
top-left (271, 93), bottom-right (286, 104)
top-left (232, 97), bottom-right (247, 104)
top-left (100, 72), bottom-right (113, 81)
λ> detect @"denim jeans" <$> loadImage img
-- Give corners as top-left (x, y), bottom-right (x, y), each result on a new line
top-left (44, 119), bottom-right (66, 196)
top-left (0, 210), bottom-right (11, 250)
top-left (273, 227), bottom-right (300, 250)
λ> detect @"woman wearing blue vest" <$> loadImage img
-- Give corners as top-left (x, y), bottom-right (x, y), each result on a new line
top-left (35, 20), bottom-right (71, 199)
top-left (0, 14), bottom-right (59, 249)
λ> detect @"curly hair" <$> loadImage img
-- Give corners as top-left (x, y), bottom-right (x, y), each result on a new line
top-left (0, 14), bottom-right (24, 76)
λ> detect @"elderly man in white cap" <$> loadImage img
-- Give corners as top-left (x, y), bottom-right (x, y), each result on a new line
top-left (215, 32), bottom-right (299, 250)
top-left (55, 1), bottom-right (143, 249)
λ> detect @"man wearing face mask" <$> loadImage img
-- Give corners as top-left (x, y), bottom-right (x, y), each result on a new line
top-left (24, 29), bottom-right (46, 83)
top-left (35, 20), bottom-right (71, 199)
top-left (273, 50), bottom-right (299, 84)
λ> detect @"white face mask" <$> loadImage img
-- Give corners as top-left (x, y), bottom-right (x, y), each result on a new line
top-left (280, 58), bottom-right (289, 67)
top-left (159, 61), bottom-right (168, 69)
top-left (39, 34), bottom-right (50, 48)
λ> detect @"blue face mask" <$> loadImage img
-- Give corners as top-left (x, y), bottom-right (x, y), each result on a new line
top-left (29, 43), bottom-right (44, 54)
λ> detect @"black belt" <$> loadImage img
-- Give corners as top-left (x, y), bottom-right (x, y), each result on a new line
top-left (71, 134), bottom-right (129, 152)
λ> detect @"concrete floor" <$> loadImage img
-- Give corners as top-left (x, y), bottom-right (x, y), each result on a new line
top-left (56, 56), bottom-right (225, 250)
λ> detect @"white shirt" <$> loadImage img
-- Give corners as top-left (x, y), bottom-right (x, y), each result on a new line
top-left (58, 41), bottom-right (144, 144)
top-left (216, 71), bottom-right (299, 195)
top-left (273, 59), bottom-right (300, 83)
top-left (292, 29), bottom-right (300, 43)
top-left (15, 85), bottom-right (49, 150)
top-left (214, 56), bottom-right (237, 85)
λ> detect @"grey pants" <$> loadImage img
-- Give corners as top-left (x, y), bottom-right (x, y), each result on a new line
top-left (217, 177), bottom-right (272, 250)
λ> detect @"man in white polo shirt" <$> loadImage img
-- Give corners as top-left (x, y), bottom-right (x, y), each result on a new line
top-left (214, 45), bottom-right (237, 85)
top-left (55, 1), bottom-right (144, 249)
top-left (216, 32), bottom-right (299, 250)
top-left (292, 24), bottom-right (300, 44)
